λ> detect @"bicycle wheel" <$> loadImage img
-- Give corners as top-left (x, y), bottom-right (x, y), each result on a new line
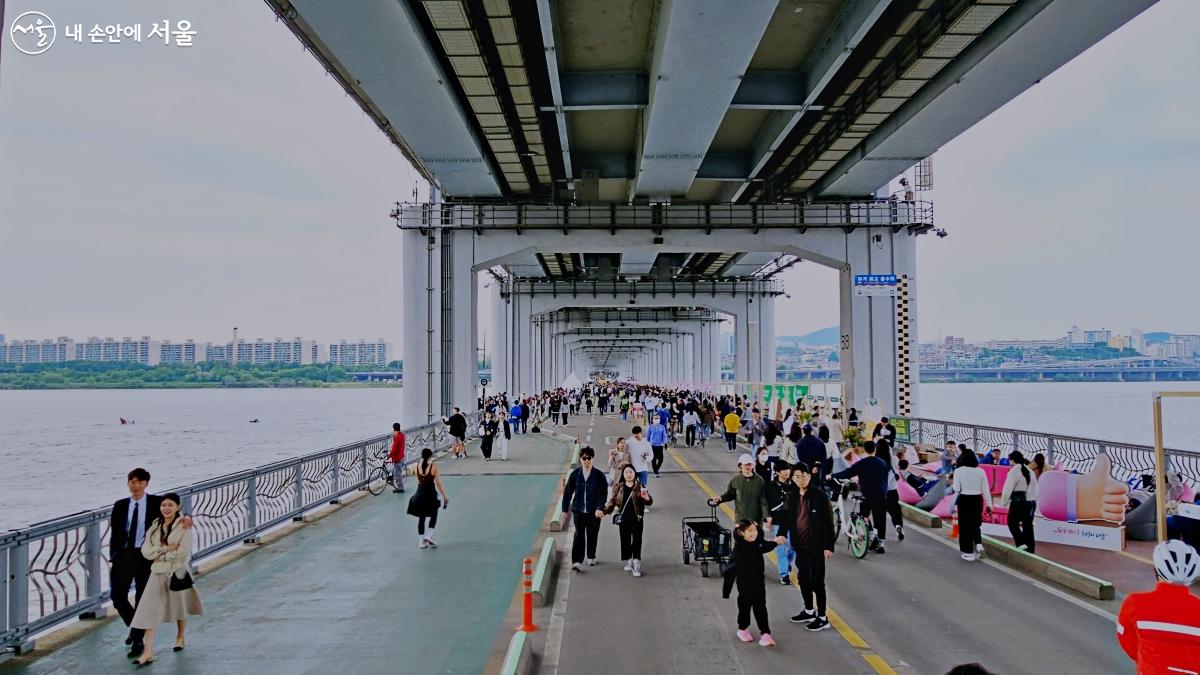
top-left (849, 516), bottom-right (870, 559)
top-left (831, 502), bottom-right (843, 542)
top-left (366, 465), bottom-right (388, 496)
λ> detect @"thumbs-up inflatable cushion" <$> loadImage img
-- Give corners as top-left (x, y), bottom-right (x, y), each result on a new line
top-left (1038, 454), bottom-right (1129, 523)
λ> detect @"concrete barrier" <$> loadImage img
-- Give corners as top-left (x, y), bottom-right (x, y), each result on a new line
top-left (981, 535), bottom-right (1116, 600)
top-left (531, 536), bottom-right (559, 607)
top-left (499, 630), bottom-right (535, 675)
top-left (901, 503), bottom-right (943, 528)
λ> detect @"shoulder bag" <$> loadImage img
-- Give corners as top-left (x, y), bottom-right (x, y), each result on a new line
top-left (169, 569), bottom-right (195, 591)
top-left (611, 486), bottom-right (634, 526)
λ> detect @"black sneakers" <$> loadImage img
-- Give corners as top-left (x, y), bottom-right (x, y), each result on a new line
top-left (779, 575), bottom-right (791, 585)
top-left (806, 617), bottom-right (831, 632)
top-left (896, 525), bottom-right (905, 541)
top-left (790, 610), bottom-right (816, 624)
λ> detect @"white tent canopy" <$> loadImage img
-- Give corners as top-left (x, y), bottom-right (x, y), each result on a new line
top-left (560, 372), bottom-right (583, 389)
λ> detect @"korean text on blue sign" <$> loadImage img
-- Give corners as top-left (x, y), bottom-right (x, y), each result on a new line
top-left (853, 274), bottom-right (897, 286)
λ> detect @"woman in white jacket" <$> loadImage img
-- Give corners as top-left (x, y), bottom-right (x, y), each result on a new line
top-left (952, 452), bottom-right (992, 562)
top-left (131, 493), bottom-right (203, 666)
top-left (1001, 450), bottom-right (1039, 553)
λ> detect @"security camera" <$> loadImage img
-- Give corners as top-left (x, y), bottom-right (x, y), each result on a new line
top-left (935, 228), bottom-right (948, 239)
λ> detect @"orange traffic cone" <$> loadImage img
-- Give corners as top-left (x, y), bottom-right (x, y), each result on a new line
top-left (949, 512), bottom-right (959, 539)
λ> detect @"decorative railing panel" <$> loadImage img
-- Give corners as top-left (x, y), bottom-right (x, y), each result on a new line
top-left (911, 417), bottom-right (1200, 488)
top-left (1, 412), bottom-right (480, 654)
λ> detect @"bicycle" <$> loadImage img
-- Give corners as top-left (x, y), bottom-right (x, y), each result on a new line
top-left (830, 478), bottom-right (875, 559)
top-left (365, 455), bottom-right (396, 496)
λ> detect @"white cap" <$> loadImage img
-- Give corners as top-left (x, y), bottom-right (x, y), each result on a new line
top-left (738, 453), bottom-right (754, 466)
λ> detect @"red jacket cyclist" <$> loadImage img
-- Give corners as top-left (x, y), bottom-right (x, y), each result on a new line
top-left (1117, 539), bottom-right (1200, 674)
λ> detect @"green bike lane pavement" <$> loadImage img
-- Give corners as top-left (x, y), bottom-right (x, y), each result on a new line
top-left (4, 433), bottom-right (569, 675)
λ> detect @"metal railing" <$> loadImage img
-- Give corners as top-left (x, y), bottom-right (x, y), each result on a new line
top-left (910, 417), bottom-right (1200, 489)
top-left (0, 412), bottom-right (481, 654)
top-left (391, 200), bottom-right (934, 231)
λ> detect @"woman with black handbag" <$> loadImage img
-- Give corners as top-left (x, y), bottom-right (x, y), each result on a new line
top-left (130, 493), bottom-right (203, 666)
top-left (604, 463), bottom-right (653, 577)
top-left (1001, 450), bottom-right (1038, 553)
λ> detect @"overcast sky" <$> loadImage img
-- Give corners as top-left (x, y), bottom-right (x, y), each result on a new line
top-left (2, 0), bottom-right (1195, 350)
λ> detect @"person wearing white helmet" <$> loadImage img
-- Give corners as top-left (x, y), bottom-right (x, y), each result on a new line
top-left (1116, 539), bottom-right (1200, 674)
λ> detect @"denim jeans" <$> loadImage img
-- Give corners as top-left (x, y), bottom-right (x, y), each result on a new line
top-left (771, 524), bottom-right (795, 577)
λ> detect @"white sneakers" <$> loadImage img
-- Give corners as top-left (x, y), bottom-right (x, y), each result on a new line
top-left (975, 543), bottom-right (985, 559)
top-left (586, 558), bottom-right (598, 567)
top-left (424, 528), bottom-right (437, 548)
top-left (571, 562), bottom-right (583, 572)
top-left (418, 536), bottom-right (429, 549)
top-left (632, 559), bottom-right (642, 577)
top-left (961, 553), bottom-right (977, 562)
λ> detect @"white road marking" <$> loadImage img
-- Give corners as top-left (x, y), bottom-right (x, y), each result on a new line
top-left (904, 518), bottom-right (1118, 621)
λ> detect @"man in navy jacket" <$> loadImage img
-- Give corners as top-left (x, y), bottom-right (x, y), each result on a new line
top-left (832, 440), bottom-right (890, 554)
top-left (561, 447), bottom-right (609, 570)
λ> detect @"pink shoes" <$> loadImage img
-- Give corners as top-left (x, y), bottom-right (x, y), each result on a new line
top-left (758, 633), bottom-right (776, 647)
top-left (736, 629), bottom-right (754, 643)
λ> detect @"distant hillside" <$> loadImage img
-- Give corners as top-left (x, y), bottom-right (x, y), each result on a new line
top-left (792, 326), bottom-right (839, 346)
top-left (1144, 332), bottom-right (1171, 344)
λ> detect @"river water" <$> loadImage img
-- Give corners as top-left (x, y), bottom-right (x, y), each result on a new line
top-left (2, 382), bottom-right (1197, 529)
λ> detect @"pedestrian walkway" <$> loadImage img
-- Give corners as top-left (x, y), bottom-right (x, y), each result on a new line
top-left (3, 433), bottom-right (570, 675)
top-left (538, 411), bottom-right (1129, 674)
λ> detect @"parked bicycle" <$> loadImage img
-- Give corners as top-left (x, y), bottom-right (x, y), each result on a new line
top-left (365, 454), bottom-right (395, 496)
top-left (830, 477), bottom-right (875, 559)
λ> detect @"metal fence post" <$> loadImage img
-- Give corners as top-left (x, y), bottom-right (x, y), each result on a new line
top-left (360, 446), bottom-right (368, 490)
top-left (942, 422), bottom-right (948, 446)
top-left (1012, 432), bottom-right (1020, 454)
top-left (1097, 444), bottom-right (1106, 473)
top-left (916, 419), bottom-right (924, 444)
top-left (244, 475), bottom-right (260, 544)
top-left (1046, 437), bottom-right (1056, 466)
top-left (971, 427), bottom-right (978, 453)
top-left (9, 542), bottom-right (31, 653)
top-left (330, 453), bottom-right (342, 505)
top-left (79, 521), bottom-right (104, 620)
top-left (292, 464), bottom-right (305, 522)
top-left (1, 544), bottom-right (9, 638)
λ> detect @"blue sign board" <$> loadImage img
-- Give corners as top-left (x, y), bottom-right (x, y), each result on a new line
top-left (853, 274), bottom-right (897, 286)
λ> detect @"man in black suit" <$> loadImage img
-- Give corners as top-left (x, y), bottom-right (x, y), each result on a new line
top-left (110, 467), bottom-right (192, 658)
top-left (872, 417), bottom-right (897, 444)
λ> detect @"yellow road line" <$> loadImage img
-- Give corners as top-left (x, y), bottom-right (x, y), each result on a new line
top-left (1117, 549), bottom-right (1155, 566)
top-left (668, 448), bottom-right (898, 675)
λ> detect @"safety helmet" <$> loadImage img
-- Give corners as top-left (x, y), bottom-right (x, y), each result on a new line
top-left (1153, 539), bottom-right (1200, 585)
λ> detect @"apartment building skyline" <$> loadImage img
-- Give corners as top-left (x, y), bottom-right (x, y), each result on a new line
top-left (0, 334), bottom-right (388, 367)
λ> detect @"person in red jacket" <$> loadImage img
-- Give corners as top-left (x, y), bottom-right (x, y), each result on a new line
top-left (1117, 539), bottom-right (1200, 674)
top-left (389, 423), bottom-right (407, 493)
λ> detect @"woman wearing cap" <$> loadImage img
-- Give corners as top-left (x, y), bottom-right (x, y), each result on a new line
top-left (710, 454), bottom-right (771, 529)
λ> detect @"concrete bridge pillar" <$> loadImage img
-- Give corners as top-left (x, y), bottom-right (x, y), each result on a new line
top-left (838, 228), bottom-right (920, 417)
top-left (401, 229), bottom-right (441, 427)
top-left (488, 282), bottom-right (509, 397)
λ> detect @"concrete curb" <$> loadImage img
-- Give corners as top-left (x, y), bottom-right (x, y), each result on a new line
top-left (499, 630), bottom-right (535, 675)
top-left (549, 510), bottom-right (571, 532)
top-left (980, 535), bottom-right (1116, 600)
top-left (531, 536), bottom-right (559, 607)
top-left (900, 503), bottom-right (943, 528)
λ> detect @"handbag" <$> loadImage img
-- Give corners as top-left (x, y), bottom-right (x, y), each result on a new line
top-left (169, 569), bottom-right (194, 592)
top-left (612, 486), bottom-right (635, 526)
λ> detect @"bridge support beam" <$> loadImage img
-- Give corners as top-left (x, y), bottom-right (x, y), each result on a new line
top-left (838, 228), bottom-right (920, 417)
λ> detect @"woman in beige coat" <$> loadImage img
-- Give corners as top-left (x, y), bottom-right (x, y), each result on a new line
top-left (131, 492), bottom-right (203, 666)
